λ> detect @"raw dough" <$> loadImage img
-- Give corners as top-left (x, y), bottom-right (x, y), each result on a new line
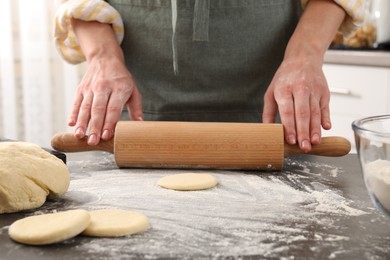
top-left (82, 209), bottom-right (150, 237)
top-left (8, 209), bottom-right (90, 245)
top-left (0, 142), bottom-right (70, 214)
top-left (157, 173), bottom-right (218, 191)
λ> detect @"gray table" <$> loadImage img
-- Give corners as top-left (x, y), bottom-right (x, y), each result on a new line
top-left (1, 153), bottom-right (390, 259)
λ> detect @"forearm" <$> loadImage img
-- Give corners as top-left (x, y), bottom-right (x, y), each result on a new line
top-left (284, 0), bottom-right (346, 63)
top-left (71, 18), bottom-right (125, 63)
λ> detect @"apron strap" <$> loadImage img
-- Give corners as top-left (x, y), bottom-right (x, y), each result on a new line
top-left (193, 0), bottom-right (210, 41)
top-left (171, 0), bottom-right (210, 75)
top-left (171, 0), bottom-right (179, 75)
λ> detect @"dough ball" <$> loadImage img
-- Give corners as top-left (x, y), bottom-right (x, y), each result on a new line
top-left (0, 142), bottom-right (70, 214)
top-left (82, 209), bottom-right (150, 237)
top-left (8, 209), bottom-right (90, 245)
top-left (157, 173), bottom-right (218, 191)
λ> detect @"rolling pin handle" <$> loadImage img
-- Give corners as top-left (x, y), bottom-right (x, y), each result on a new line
top-left (284, 136), bottom-right (351, 157)
top-left (51, 133), bottom-right (114, 153)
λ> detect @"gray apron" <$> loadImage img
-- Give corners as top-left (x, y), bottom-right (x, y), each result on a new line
top-left (107, 0), bottom-right (302, 122)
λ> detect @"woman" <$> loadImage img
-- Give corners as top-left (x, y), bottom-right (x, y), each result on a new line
top-left (54, 0), bottom-right (364, 151)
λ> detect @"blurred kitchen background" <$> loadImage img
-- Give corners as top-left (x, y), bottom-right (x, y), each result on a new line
top-left (0, 0), bottom-right (389, 149)
top-left (0, 1), bottom-right (85, 147)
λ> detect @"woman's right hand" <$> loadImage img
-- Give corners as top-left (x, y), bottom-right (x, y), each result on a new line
top-left (68, 55), bottom-right (143, 146)
top-left (69, 19), bottom-right (143, 146)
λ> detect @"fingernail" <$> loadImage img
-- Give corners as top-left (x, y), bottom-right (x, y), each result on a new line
top-left (75, 128), bottom-right (84, 138)
top-left (301, 140), bottom-right (311, 152)
top-left (102, 130), bottom-right (111, 140)
top-left (288, 135), bottom-right (296, 145)
top-left (68, 118), bottom-right (75, 126)
top-left (312, 133), bottom-right (320, 144)
top-left (88, 134), bottom-right (98, 145)
top-left (324, 122), bottom-right (332, 130)
top-left (138, 116), bottom-right (143, 121)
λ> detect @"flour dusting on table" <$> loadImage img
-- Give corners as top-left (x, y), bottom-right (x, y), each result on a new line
top-left (35, 154), bottom-right (368, 259)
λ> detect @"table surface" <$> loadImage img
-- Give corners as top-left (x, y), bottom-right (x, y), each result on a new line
top-left (1, 153), bottom-right (390, 260)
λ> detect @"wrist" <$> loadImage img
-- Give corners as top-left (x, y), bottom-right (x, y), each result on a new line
top-left (283, 40), bottom-right (325, 67)
top-left (71, 18), bottom-right (124, 63)
top-left (86, 42), bottom-right (125, 64)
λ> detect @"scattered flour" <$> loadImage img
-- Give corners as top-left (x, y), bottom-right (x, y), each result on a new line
top-left (22, 154), bottom-right (368, 259)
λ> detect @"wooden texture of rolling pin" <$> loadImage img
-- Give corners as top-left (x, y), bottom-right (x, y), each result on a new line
top-left (51, 121), bottom-right (351, 170)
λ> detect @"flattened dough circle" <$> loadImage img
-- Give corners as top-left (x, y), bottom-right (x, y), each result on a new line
top-left (158, 173), bottom-right (218, 191)
top-left (8, 209), bottom-right (90, 245)
top-left (82, 209), bottom-right (150, 237)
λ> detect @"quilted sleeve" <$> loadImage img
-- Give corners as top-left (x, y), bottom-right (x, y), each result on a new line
top-left (301, 0), bottom-right (365, 37)
top-left (54, 0), bottom-right (124, 64)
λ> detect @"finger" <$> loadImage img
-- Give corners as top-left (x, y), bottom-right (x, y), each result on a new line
top-left (320, 97), bottom-right (332, 131)
top-left (262, 92), bottom-right (278, 124)
top-left (309, 95), bottom-right (322, 145)
top-left (74, 94), bottom-right (93, 139)
top-left (128, 86), bottom-right (143, 121)
top-left (294, 90), bottom-right (311, 152)
top-left (68, 93), bottom-right (83, 127)
top-left (277, 94), bottom-right (297, 146)
top-left (101, 93), bottom-right (125, 141)
top-left (88, 92), bottom-right (110, 145)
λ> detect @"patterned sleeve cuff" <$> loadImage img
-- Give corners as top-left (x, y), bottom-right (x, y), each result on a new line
top-left (54, 0), bottom-right (124, 64)
top-left (301, 0), bottom-right (365, 37)
top-left (333, 0), bottom-right (365, 37)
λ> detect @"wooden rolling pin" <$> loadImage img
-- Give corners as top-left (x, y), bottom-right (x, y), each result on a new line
top-left (51, 121), bottom-right (351, 170)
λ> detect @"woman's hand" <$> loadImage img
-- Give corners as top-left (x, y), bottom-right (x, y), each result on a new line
top-left (263, 0), bottom-right (346, 152)
top-left (69, 19), bottom-right (143, 145)
top-left (263, 57), bottom-right (331, 152)
top-left (68, 55), bottom-right (142, 146)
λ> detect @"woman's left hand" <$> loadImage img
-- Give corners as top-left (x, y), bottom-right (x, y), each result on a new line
top-left (262, 56), bottom-right (332, 152)
top-left (262, 0), bottom-right (348, 152)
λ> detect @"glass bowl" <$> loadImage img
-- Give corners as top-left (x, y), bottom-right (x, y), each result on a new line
top-left (352, 115), bottom-right (390, 217)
